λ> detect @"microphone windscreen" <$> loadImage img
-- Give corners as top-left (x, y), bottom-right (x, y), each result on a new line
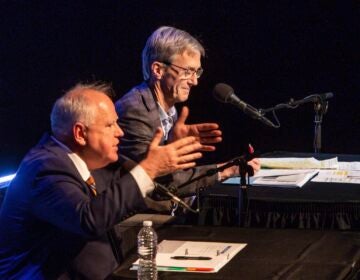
top-left (324, 92), bottom-right (334, 99)
top-left (213, 83), bottom-right (234, 103)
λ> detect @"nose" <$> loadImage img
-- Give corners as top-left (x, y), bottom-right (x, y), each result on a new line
top-left (115, 122), bottom-right (124, 138)
top-left (189, 73), bottom-right (198, 86)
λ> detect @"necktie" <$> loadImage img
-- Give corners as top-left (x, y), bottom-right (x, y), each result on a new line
top-left (86, 175), bottom-right (97, 197)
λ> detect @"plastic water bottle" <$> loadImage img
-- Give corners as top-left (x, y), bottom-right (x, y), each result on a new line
top-left (137, 220), bottom-right (158, 280)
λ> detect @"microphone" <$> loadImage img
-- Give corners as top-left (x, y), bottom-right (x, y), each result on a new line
top-left (213, 83), bottom-right (276, 128)
top-left (154, 183), bottom-right (198, 213)
top-left (289, 92), bottom-right (334, 106)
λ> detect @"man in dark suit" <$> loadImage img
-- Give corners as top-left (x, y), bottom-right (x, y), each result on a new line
top-left (116, 26), bottom-right (260, 212)
top-left (0, 82), bottom-right (203, 279)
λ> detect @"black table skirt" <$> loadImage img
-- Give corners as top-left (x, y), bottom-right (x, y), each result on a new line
top-left (199, 196), bottom-right (360, 230)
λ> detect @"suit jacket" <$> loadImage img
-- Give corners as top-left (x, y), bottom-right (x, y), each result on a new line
top-left (115, 82), bottom-right (218, 199)
top-left (0, 134), bottom-right (147, 279)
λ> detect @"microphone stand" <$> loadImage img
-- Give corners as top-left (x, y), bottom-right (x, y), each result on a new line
top-left (313, 98), bottom-right (328, 153)
top-left (237, 156), bottom-right (254, 226)
top-left (260, 93), bottom-right (331, 154)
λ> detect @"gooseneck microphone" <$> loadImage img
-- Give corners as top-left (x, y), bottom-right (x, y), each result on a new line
top-left (213, 83), bottom-right (277, 128)
top-left (154, 183), bottom-right (198, 213)
top-left (289, 92), bottom-right (334, 106)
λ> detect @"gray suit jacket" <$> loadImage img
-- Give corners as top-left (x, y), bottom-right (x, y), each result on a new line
top-left (115, 82), bottom-right (218, 200)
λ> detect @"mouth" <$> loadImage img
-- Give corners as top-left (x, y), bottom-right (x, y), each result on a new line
top-left (181, 88), bottom-right (190, 94)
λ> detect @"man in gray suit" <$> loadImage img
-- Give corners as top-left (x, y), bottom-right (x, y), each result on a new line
top-left (116, 26), bottom-right (260, 213)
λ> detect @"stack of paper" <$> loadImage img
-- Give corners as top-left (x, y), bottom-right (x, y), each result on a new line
top-left (312, 169), bottom-right (360, 184)
top-left (223, 157), bottom-right (360, 186)
top-left (251, 169), bottom-right (320, 188)
top-left (260, 157), bottom-right (338, 169)
top-left (131, 240), bottom-right (246, 273)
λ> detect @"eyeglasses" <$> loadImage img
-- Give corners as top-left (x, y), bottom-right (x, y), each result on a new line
top-left (162, 61), bottom-right (204, 79)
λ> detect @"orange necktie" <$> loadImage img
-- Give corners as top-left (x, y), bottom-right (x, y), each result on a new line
top-left (86, 175), bottom-right (97, 197)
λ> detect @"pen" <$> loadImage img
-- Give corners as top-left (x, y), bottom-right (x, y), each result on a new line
top-left (220, 245), bottom-right (231, 254)
top-left (157, 266), bottom-right (187, 271)
top-left (157, 266), bottom-right (214, 272)
top-left (171, 256), bottom-right (212, 260)
top-left (186, 267), bottom-right (214, 272)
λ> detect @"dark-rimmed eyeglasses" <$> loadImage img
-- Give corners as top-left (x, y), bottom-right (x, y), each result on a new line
top-left (162, 61), bottom-right (204, 79)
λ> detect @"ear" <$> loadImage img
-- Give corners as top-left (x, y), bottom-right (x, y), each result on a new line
top-left (73, 122), bottom-right (87, 146)
top-left (151, 61), bottom-right (165, 80)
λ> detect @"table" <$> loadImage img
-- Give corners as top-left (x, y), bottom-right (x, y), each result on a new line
top-left (109, 225), bottom-right (360, 280)
top-left (198, 152), bottom-right (360, 230)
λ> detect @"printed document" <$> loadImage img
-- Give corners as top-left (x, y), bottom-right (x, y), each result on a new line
top-left (260, 157), bottom-right (338, 169)
top-left (131, 240), bottom-right (246, 273)
top-left (311, 169), bottom-right (360, 184)
top-left (251, 169), bottom-right (320, 187)
top-left (223, 169), bottom-right (319, 188)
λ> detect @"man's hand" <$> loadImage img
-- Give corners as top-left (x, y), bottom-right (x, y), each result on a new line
top-left (168, 106), bottom-right (222, 151)
top-left (218, 158), bottom-right (261, 181)
top-left (247, 158), bottom-right (261, 174)
top-left (140, 128), bottom-right (203, 179)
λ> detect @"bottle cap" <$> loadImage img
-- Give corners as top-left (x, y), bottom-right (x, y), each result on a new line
top-left (143, 220), bottom-right (152, 226)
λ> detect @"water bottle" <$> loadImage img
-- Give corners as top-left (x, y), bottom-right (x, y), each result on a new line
top-left (137, 220), bottom-right (158, 280)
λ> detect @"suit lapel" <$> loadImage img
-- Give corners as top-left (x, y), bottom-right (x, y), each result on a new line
top-left (39, 134), bottom-right (92, 197)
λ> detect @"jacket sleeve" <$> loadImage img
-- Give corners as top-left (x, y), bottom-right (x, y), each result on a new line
top-left (31, 161), bottom-right (147, 238)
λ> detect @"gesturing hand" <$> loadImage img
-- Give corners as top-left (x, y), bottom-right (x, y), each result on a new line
top-left (140, 128), bottom-right (203, 179)
top-left (168, 106), bottom-right (222, 151)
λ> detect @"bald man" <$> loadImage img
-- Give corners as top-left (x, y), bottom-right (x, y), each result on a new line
top-left (0, 82), bottom-right (203, 279)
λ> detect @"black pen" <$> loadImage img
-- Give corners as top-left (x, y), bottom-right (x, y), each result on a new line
top-left (170, 256), bottom-right (212, 260)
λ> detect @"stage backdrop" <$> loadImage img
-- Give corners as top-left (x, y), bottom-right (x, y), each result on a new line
top-left (1, 1), bottom-right (359, 176)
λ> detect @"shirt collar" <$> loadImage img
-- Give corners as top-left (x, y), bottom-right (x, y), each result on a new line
top-left (157, 103), bottom-right (177, 119)
top-left (51, 136), bottom-right (91, 181)
top-left (157, 103), bottom-right (177, 140)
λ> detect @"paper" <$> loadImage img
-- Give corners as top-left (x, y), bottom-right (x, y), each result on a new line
top-left (222, 158), bottom-right (360, 186)
top-left (251, 169), bottom-right (319, 187)
top-left (338, 161), bottom-right (360, 171)
top-left (311, 170), bottom-right (360, 184)
top-left (260, 157), bottom-right (338, 169)
top-left (131, 240), bottom-right (246, 273)
top-left (223, 169), bottom-right (319, 188)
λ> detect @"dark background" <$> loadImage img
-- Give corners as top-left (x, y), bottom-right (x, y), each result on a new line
top-left (1, 1), bottom-right (360, 177)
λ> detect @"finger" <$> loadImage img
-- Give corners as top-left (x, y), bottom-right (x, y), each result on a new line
top-left (199, 136), bottom-right (223, 144)
top-left (149, 127), bottom-right (163, 149)
top-left (176, 142), bottom-right (203, 156)
top-left (177, 152), bottom-right (203, 164)
top-left (176, 162), bottom-right (197, 170)
top-left (196, 123), bottom-right (220, 131)
top-left (199, 145), bottom-right (216, 152)
top-left (249, 161), bottom-right (261, 172)
top-left (176, 106), bottom-right (189, 125)
top-left (199, 130), bottom-right (222, 137)
top-left (170, 136), bottom-right (197, 149)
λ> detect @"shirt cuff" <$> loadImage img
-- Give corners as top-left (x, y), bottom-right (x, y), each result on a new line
top-left (130, 165), bottom-right (155, 198)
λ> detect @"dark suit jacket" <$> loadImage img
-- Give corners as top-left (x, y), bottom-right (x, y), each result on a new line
top-left (115, 82), bottom-right (218, 198)
top-left (0, 134), bottom-right (147, 279)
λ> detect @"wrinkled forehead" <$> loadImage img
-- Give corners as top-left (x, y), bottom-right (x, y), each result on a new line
top-left (169, 48), bottom-right (201, 62)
